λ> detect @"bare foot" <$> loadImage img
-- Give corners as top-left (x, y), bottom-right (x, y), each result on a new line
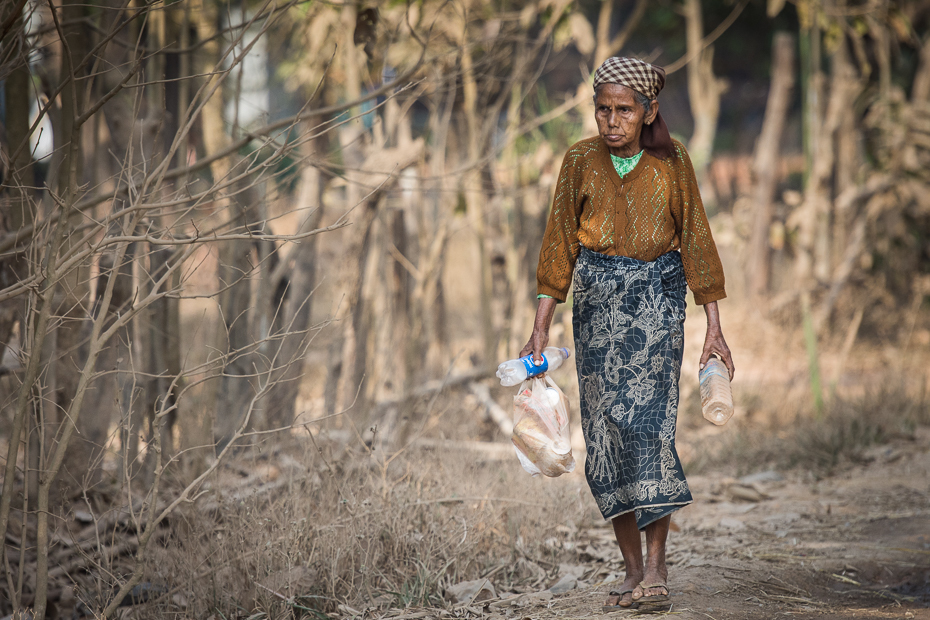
top-left (631, 562), bottom-right (668, 601)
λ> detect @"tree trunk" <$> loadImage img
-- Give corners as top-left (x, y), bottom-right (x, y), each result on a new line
top-left (869, 16), bottom-right (892, 100)
top-left (261, 122), bottom-right (327, 429)
top-left (814, 40), bottom-right (866, 327)
top-left (460, 44), bottom-right (496, 364)
top-left (912, 37), bottom-right (930, 106)
top-left (2, 61), bottom-right (35, 233)
top-left (406, 71), bottom-right (454, 391)
top-left (383, 205), bottom-right (412, 393)
top-left (214, 170), bottom-right (260, 448)
top-left (332, 2), bottom-right (366, 415)
top-left (390, 208), bottom-right (411, 331)
top-left (0, 55), bottom-right (34, 403)
top-left (147, 0), bottom-right (188, 459)
top-left (685, 0), bottom-right (727, 199)
top-left (50, 0), bottom-right (95, 502)
top-left (748, 33), bottom-right (795, 296)
top-left (798, 29), bottom-right (861, 289)
top-left (339, 129), bottom-right (423, 420)
top-left (146, 246), bottom-right (180, 459)
top-left (795, 10), bottom-right (822, 286)
top-left (345, 197), bottom-right (380, 423)
top-left (832, 44), bottom-right (860, 270)
top-left (190, 0), bottom-right (259, 449)
top-left (92, 0), bottom-right (167, 482)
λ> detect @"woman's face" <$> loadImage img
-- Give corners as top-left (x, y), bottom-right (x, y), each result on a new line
top-left (594, 84), bottom-right (657, 157)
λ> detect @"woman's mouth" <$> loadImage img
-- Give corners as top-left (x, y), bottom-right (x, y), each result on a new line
top-left (604, 134), bottom-right (622, 141)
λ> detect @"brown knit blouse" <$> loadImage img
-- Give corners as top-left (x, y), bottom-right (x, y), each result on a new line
top-left (536, 137), bottom-right (726, 305)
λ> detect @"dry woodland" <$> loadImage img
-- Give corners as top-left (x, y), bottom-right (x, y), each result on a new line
top-left (0, 0), bottom-right (929, 618)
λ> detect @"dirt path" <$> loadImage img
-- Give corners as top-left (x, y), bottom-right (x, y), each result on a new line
top-left (493, 428), bottom-right (930, 620)
top-left (387, 428), bottom-right (930, 620)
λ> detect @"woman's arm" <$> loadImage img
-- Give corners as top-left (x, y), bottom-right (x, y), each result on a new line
top-left (519, 144), bottom-right (588, 362)
top-left (671, 144), bottom-right (727, 306)
top-left (519, 298), bottom-right (558, 364)
top-left (700, 300), bottom-right (735, 379)
top-left (537, 145), bottom-right (587, 301)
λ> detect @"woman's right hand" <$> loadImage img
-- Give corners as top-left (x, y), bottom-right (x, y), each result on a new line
top-left (519, 329), bottom-right (549, 365)
top-left (520, 297), bottom-right (558, 365)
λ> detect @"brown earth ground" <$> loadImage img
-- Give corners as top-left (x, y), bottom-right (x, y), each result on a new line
top-left (373, 429), bottom-right (930, 620)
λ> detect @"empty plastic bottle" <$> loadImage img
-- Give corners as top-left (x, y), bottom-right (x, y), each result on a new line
top-left (496, 347), bottom-right (572, 387)
top-left (699, 357), bottom-right (734, 425)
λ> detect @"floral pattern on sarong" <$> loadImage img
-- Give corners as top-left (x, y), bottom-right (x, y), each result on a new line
top-left (572, 248), bottom-right (692, 529)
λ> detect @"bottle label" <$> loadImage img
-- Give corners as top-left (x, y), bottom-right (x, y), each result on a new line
top-left (699, 362), bottom-right (729, 385)
top-left (521, 354), bottom-right (548, 377)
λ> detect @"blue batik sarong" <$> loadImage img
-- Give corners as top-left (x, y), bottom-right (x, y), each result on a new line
top-left (572, 247), bottom-right (693, 530)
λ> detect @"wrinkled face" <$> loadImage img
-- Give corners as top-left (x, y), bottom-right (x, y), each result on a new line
top-left (594, 84), bottom-right (656, 157)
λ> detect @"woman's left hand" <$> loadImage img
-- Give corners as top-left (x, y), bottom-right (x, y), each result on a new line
top-left (700, 301), bottom-right (735, 379)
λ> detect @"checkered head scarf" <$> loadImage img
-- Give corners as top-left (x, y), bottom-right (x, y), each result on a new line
top-left (593, 57), bottom-right (675, 159)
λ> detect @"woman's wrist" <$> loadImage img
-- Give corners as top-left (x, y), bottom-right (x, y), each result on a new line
top-left (703, 301), bottom-right (722, 332)
top-left (535, 297), bottom-right (557, 332)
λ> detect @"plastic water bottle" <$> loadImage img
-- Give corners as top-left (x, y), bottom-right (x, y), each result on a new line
top-left (699, 357), bottom-right (733, 425)
top-left (496, 347), bottom-right (571, 387)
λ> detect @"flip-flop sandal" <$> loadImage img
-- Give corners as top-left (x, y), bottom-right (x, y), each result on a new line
top-left (635, 582), bottom-right (670, 605)
top-left (602, 589), bottom-right (639, 612)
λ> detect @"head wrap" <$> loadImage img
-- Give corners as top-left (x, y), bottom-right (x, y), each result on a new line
top-left (593, 57), bottom-right (675, 159)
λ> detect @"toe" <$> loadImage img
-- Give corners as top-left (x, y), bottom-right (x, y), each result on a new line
top-left (619, 592), bottom-right (633, 608)
top-left (630, 584), bottom-right (644, 601)
top-left (646, 584), bottom-right (668, 597)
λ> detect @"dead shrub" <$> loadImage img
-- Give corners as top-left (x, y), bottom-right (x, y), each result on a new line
top-left (126, 435), bottom-right (590, 619)
top-left (686, 380), bottom-right (929, 476)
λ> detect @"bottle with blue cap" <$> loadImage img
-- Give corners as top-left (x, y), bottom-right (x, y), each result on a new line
top-left (496, 347), bottom-right (572, 387)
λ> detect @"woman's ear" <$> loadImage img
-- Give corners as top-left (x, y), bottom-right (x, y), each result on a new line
top-left (645, 100), bottom-right (659, 125)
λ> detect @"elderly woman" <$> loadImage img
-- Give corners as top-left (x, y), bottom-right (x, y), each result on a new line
top-left (520, 57), bottom-right (735, 610)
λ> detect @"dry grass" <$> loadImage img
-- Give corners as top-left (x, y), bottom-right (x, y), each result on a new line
top-left (113, 424), bottom-right (593, 619)
top-left (128, 383), bottom-right (928, 619)
top-left (685, 380), bottom-right (930, 477)
top-left (18, 358), bottom-right (930, 619)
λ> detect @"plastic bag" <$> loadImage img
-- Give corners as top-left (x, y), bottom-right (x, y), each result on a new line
top-left (510, 376), bottom-right (576, 477)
